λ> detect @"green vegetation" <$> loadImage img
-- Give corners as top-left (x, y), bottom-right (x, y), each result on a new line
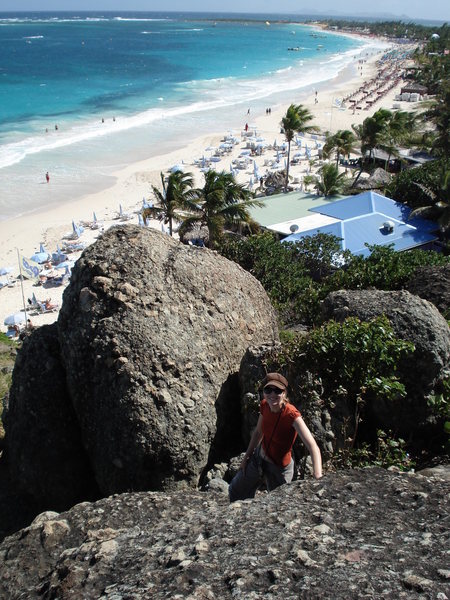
top-left (320, 20), bottom-right (448, 43)
top-left (331, 430), bottom-right (415, 472)
top-left (323, 129), bottom-right (358, 167)
top-left (177, 170), bottom-right (263, 248)
top-left (281, 103), bottom-right (318, 192)
top-left (218, 232), bottom-right (449, 326)
top-left (386, 157), bottom-right (449, 208)
top-left (273, 316), bottom-right (414, 404)
top-left (145, 170), bottom-right (197, 236)
top-left (261, 316), bottom-right (417, 470)
top-left (312, 163), bottom-right (348, 197)
top-left (0, 333), bottom-right (18, 444)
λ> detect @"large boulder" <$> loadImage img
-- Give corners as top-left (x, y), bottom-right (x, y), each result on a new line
top-left (5, 226), bottom-right (279, 505)
top-left (0, 468), bottom-right (448, 599)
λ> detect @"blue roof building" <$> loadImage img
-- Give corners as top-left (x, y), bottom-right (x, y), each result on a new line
top-left (281, 191), bottom-right (438, 257)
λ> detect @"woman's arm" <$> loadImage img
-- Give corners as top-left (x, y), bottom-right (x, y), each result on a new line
top-left (293, 416), bottom-right (323, 479)
top-left (240, 415), bottom-right (263, 473)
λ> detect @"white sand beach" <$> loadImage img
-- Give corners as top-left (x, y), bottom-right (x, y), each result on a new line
top-left (0, 36), bottom-right (420, 335)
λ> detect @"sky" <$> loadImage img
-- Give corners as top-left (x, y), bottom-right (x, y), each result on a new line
top-left (1, 0), bottom-right (448, 22)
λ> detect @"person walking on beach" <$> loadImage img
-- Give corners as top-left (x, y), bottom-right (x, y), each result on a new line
top-left (229, 372), bottom-right (322, 502)
top-left (45, 172), bottom-right (50, 183)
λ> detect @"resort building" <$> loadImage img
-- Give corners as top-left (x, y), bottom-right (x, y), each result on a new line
top-left (250, 190), bottom-right (439, 257)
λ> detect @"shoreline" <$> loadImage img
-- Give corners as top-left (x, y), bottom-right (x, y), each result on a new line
top-left (0, 33), bottom-right (419, 332)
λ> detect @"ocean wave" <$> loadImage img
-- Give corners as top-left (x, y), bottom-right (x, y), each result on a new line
top-left (275, 66), bottom-right (293, 74)
top-left (0, 31), bottom-right (372, 171)
top-left (113, 17), bottom-right (170, 21)
top-left (141, 28), bottom-right (203, 34)
top-left (23, 35), bottom-right (44, 39)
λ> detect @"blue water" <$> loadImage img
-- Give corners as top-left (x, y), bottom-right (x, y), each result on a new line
top-left (0, 12), bottom-right (374, 220)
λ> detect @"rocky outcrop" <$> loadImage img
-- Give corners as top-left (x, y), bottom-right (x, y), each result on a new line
top-left (4, 226), bottom-right (279, 506)
top-left (4, 324), bottom-right (99, 508)
top-left (406, 263), bottom-right (450, 318)
top-left (0, 467), bottom-right (448, 599)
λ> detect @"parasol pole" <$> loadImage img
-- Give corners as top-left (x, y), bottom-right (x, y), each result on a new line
top-left (16, 248), bottom-right (28, 328)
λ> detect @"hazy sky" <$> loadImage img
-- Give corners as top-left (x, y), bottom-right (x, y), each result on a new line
top-left (2, 0), bottom-right (449, 21)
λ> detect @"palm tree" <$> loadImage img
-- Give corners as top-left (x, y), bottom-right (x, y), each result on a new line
top-left (420, 81), bottom-right (450, 156)
top-left (378, 110), bottom-right (416, 169)
top-left (178, 170), bottom-right (264, 247)
top-left (409, 168), bottom-right (450, 232)
top-left (281, 104), bottom-right (318, 192)
top-left (313, 163), bottom-right (347, 197)
top-left (323, 129), bottom-right (357, 167)
top-left (147, 170), bottom-right (196, 236)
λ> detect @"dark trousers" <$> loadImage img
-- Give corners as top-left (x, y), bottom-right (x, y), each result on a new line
top-left (228, 445), bottom-right (294, 502)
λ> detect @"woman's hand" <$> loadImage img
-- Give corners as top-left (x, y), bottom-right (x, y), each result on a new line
top-left (240, 454), bottom-right (251, 474)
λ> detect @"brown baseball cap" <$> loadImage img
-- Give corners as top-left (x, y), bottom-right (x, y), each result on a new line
top-left (262, 372), bottom-right (288, 391)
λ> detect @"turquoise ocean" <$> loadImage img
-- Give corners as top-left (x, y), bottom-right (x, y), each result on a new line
top-left (0, 12), bottom-right (377, 220)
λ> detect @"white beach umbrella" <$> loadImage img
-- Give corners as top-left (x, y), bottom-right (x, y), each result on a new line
top-left (170, 164), bottom-right (185, 173)
top-left (4, 312), bottom-right (26, 326)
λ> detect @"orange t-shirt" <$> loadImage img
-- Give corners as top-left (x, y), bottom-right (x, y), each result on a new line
top-left (260, 399), bottom-right (301, 467)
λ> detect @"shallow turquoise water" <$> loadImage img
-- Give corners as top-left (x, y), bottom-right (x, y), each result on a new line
top-left (0, 12), bottom-right (370, 219)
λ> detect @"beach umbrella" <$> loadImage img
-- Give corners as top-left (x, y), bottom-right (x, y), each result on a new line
top-left (240, 149), bottom-right (251, 156)
top-left (30, 251), bottom-right (50, 264)
top-left (0, 266), bottom-right (14, 276)
top-left (55, 260), bottom-right (74, 270)
top-left (4, 312), bottom-right (26, 326)
top-left (138, 213), bottom-right (145, 227)
top-left (170, 164), bottom-right (185, 173)
top-left (72, 220), bottom-right (84, 238)
top-left (204, 146), bottom-right (216, 153)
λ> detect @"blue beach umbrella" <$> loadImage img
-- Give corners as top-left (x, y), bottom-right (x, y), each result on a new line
top-left (30, 251), bottom-right (50, 264)
top-left (55, 260), bottom-right (74, 270)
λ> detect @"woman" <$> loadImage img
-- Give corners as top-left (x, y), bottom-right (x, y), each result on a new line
top-left (229, 372), bottom-right (322, 502)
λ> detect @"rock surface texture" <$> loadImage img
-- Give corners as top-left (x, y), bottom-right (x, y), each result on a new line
top-left (0, 467), bottom-right (448, 599)
top-left (5, 226), bottom-right (279, 505)
top-left (406, 263), bottom-right (450, 318)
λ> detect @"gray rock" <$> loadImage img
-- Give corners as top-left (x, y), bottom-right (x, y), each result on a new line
top-left (4, 324), bottom-right (98, 508)
top-left (0, 467), bottom-right (448, 599)
top-left (406, 263), bottom-right (450, 318)
top-left (5, 226), bottom-right (278, 505)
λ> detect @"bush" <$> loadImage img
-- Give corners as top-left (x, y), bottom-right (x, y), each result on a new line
top-left (278, 316), bottom-right (414, 404)
top-left (219, 232), bottom-right (450, 326)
